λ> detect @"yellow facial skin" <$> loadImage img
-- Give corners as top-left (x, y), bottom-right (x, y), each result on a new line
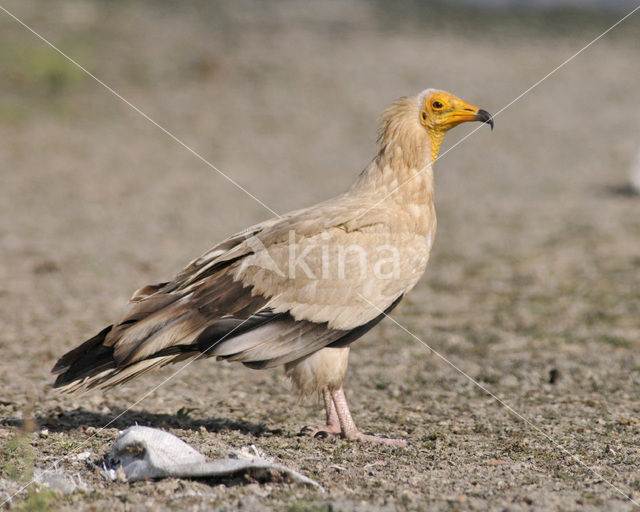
top-left (420, 91), bottom-right (493, 162)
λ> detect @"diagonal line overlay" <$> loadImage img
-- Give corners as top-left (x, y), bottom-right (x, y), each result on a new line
top-left (1, 1), bottom-right (638, 507)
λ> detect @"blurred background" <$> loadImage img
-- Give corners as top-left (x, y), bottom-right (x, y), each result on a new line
top-left (0, 1), bottom-right (639, 509)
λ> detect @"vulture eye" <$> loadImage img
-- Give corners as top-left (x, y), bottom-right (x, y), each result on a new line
top-left (432, 101), bottom-right (444, 109)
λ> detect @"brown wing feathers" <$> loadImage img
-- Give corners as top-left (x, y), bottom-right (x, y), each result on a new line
top-left (51, 250), bottom-right (348, 390)
top-left (52, 255), bottom-right (402, 391)
top-left (51, 326), bottom-right (116, 386)
top-left (52, 263), bottom-right (270, 389)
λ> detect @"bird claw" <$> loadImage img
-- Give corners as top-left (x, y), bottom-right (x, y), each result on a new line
top-left (313, 430), bottom-right (336, 439)
top-left (297, 425), bottom-right (315, 436)
top-left (298, 424), bottom-right (342, 439)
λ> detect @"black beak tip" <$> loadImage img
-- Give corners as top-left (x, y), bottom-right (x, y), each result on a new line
top-left (476, 109), bottom-right (494, 131)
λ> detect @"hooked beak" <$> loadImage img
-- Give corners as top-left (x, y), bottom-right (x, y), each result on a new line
top-left (474, 109), bottom-right (494, 130)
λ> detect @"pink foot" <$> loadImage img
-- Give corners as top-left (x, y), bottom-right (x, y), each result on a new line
top-left (346, 431), bottom-right (407, 446)
top-left (301, 388), bottom-right (343, 438)
top-left (329, 387), bottom-right (407, 447)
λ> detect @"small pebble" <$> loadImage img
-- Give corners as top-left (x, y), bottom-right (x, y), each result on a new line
top-left (76, 451), bottom-right (92, 461)
top-left (501, 375), bottom-right (518, 387)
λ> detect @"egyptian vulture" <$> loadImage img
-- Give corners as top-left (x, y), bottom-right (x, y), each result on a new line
top-left (52, 89), bottom-right (493, 445)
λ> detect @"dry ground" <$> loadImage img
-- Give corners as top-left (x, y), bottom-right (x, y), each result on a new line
top-left (1, 1), bottom-right (639, 510)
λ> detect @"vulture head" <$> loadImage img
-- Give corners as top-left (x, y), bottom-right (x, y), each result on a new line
top-left (378, 89), bottom-right (493, 167)
top-left (419, 89), bottom-right (493, 134)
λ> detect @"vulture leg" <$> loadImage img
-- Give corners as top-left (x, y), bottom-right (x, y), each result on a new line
top-left (331, 387), bottom-right (407, 446)
top-left (304, 388), bottom-right (341, 438)
top-left (322, 387), bottom-right (341, 432)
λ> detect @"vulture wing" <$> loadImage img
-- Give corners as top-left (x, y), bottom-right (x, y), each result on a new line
top-left (51, 194), bottom-right (419, 392)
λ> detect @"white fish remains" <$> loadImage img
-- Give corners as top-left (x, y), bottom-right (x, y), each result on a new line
top-left (105, 426), bottom-right (320, 488)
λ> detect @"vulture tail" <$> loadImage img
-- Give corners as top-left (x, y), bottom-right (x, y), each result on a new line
top-left (51, 325), bottom-right (198, 393)
top-left (52, 326), bottom-right (117, 388)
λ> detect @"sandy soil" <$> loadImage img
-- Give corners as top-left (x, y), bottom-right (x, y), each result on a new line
top-left (1, 1), bottom-right (639, 510)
